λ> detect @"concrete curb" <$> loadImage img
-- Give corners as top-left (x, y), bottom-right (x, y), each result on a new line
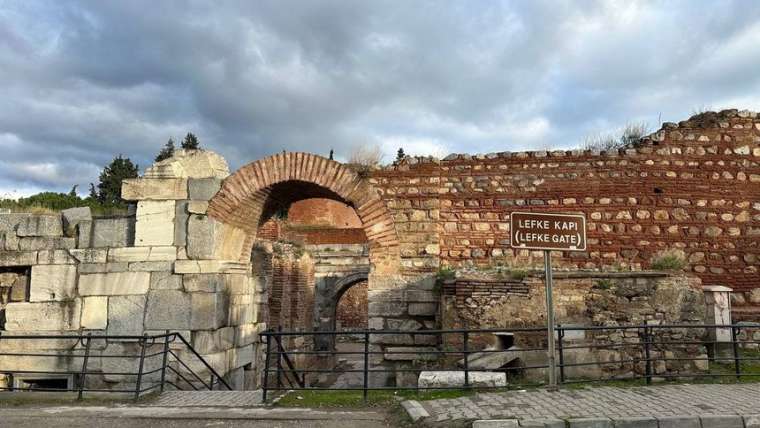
top-left (400, 400), bottom-right (430, 422)
top-left (463, 415), bottom-right (760, 428)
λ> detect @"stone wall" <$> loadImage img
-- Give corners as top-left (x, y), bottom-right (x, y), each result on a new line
top-left (441, 271), bottom-right (708, 379)
top-left (371, 109), bottom-right (760, 296)
top-left (0, 150), bottom-right (266, 391)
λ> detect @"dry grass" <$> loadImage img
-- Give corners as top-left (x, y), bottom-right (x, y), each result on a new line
top-left (346, 145), bottom-right (383, 178)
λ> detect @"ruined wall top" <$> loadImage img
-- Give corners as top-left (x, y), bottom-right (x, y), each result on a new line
top-left (144, 149), bottom-right (230, 179)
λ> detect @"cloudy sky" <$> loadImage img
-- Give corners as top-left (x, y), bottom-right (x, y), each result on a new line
top-left (2, 1), bottom-right (760, 197)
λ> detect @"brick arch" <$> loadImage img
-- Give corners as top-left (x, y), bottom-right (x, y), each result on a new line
top-left (207, 152), bottom-right (400, 268)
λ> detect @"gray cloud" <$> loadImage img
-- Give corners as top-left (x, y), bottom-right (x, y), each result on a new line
top-left (1, 0), bottom-right (760, 195)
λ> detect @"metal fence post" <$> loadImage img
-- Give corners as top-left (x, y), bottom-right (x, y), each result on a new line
top-left (363, 331), bottom-right (370, 402)
top-left (463, 331), bottom-right (470, 389)
top-left (732, 326), bottom-right (741, 380)
top-left (78, 333), bottom-right (92, 400)
top-left (643, 327), bottom-right (652, 385)
top-left (557, 326), bottom-right (565, 384)
top-left (262, 332), bottom-right (272, 403)
top-left (135, 334), bottom-right (148, 400)
top-left (159, 330), bottom-right (171, 393)
top-left (276, 328), bottom-right (283, 390)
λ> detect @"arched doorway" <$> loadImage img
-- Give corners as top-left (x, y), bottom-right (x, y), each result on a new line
top-left (207, 152), bottom-right (400, 338)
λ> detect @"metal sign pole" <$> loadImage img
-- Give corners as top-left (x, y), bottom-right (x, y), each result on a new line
top-left (544, 249), bottom-right (558, 391)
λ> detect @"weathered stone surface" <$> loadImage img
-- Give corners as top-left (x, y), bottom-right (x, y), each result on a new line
top-left (17, 215), bottom-right (63, 237)
top-left (228, 344), bottom-right (254, 369)
top-left (150, 271), bottom-right (183, 290)
top-left (29, 264), bottom-right (77, 301)
top-left (187, 215), bottom-right (217, 259)
top-left (79, 271), bottom-right (150, 295)
top-left (188, 178), bottom-right (223, 201)
top-left (79, 262), bottom-right (129, 274)
top-left (135, 200), bottom-right (176, 246)
top-left (174, 200), bottom-right (189, 246)
top-left (384, 347), bottom-right (438, 361)
top-left (128, 261), bottom-right (174, 271)
top-left (368, 301), bottom-right (406, 316)
top-left (409, 302), bottom-right (437, 316)
top-left (191, 292), bottom-right (229, 329)
top-left (234, 323), bottom-right (262, 347)
top-left (69, 248), bottom-right (108, 264)
top-left (36, 249), bottom-right (76, 264)
top-left (145, 290), bottom-right (191, 329)
top-left (144, 149), bottom-right (230, 179)
top-left (107, 295), bottom-right (146, 335)
top-left (81, 296), bottom-right (108, 329)
top-left (122, 178), bottom-right (188, 200)
top-left (101, 342), bottom-right (163, 382)
top-left (108, 246), bottom-right (176, 262)
top-left (18, 236), bottom-right (76, 251)
top-left (91, 217), bottom-right (134, 248)
top-left (0, 251), bottom-right (37, 266)
top-left (174, 260), bottom-right (245, 274)
top-left (418, 371), bottom-right (507, 388)
top-left (187, 201), bottom-right (209, 214)
top-left (184, 274), bottom-right (224, 292)
top-left (61, 207), bottom-right (92, 237)
top-left (4, 301), bottom-right (81, 330)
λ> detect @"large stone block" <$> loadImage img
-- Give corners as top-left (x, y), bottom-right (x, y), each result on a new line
top-left (36, 249), bottom-right (76, 264)
top-left (79, 271), bottom-right (150, 295)
top-left (128, 261), bottom-right (174, 271)
top-left (409, 302), bottom-right (437, 316)
top-left (108, 246), bottom-right (176, 262)
top-left (234, 323), bottom-right (263, 347)
top-left (418, 371), bottom-right (506, 388)
top-left (144, 149), bottom-right (230, 179)
top-left (101, 342), bottom-right (163, 382)
top-left (174, 200), bottom-right (189, 246)
top-left (61, 207), bottom-right (92, 238)
top-left (191, 292), bottom-right (229, 330)
top-left (228, 344), bottom-right (254, 369)
top-left (368, 301), bottom-right (406, 316)
top-left (29, 264), bottom-right (77, 301)
top-left (0, 251), bottom-right (37, 267)
top-left (81, 296), bottom-right (108, 329)
top-left (107, 295), bottom-right (147, 336)
top-left (150, 271), bottom-right (183, 290)
top-left (145, 290), bottom-right (191, 329)
top-left (175, 260), bottom-right (245, 274)
top-left (187, 215), bottom-right (217, 259)
top-left (4, 301), bottom-right (81, 331)
top-left (135, 200), bottom-right (176, 246)
top-left (122, 178), bottom-right (188, 201)
top-left (188, 178), bottom-right (222, 201)
top-left (91, 217), bottom-right (134, 248)
top-left (184, 274), bottom-right (224, 292)
top-left (384, 347), bottom-right (438, 361)
top-left (192, 327), bottom-right (235, 354)
top-left (69, 249), bottom-right (108, 264)
top-left (79, 262), bottom-right (129, 274)
top-left (17, 215), bottom-right (63, 237)
top-left (18, 236), bottom-right (76, 251)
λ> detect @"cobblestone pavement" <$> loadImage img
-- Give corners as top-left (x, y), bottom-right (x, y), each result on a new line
top-left (146, 390), bottom-right (263, 407)
top-left (418, 384), bottom-right (760, 423)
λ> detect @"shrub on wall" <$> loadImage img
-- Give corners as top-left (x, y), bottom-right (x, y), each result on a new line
top-left (650, 249), bottom-right (687, 271)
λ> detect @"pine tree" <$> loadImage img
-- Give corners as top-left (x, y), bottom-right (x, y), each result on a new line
top-left (396, 147), bottom-right (406, 161)
top-left (181, 132), bottom-right (200, 150)
top-left (96, 155), bottom-right (139, 205)
top-left (68, 185), bottom-right (78, 197)
top-left (155, 138), bottom-right (176, 162)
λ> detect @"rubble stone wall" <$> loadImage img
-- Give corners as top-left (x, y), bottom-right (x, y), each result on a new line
top-left (371, 109), bottom-right (760, 299)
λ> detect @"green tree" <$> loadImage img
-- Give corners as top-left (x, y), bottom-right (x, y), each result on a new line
top-left (96, 155), bottom-right (139, 205)
top-left (155, 137), bottom-right (176, 162)
top-left (396, 147), bottom-right (405, 161)
top-left (181, 132), bottom-right (200, 150)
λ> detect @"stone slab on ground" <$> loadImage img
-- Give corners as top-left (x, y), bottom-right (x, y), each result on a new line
top-left (399, 400), bottom-right (429, 422)
top-left (418, 371), bottom-right (507, 388)
top-left (145, 390), bottom-right (264, 407)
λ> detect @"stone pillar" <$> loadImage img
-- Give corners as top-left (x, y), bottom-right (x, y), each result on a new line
top-left (703, 285), bottom-right (733, 359)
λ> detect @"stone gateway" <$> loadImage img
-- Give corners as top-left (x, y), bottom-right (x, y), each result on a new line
top-left (0, 108), bottom-right (758, 390)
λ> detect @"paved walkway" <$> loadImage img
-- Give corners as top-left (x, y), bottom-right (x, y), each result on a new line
top-left (417, 384), bottom-right (760, 423)
top-left (146, 390), bottom-right (264, 407)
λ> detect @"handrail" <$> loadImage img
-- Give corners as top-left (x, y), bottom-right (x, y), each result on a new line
top-left (273, 335), bottom-right (305, 388)
top-left (175, 333), bottom-right (233, 390)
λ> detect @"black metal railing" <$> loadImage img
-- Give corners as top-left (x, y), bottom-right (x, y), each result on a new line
top-left (260, 323), bottom-right (760, 402)
top-left (0, 331), bottom-right (231, 399)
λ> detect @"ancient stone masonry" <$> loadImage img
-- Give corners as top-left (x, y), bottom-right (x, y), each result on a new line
top-left (0, 109), bottom-right (758, 390)
top-left (372, 109), bottom-right (760, 299)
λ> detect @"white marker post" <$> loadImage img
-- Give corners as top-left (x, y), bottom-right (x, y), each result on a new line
top-left (510, 212), bottom-right (587, 390)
